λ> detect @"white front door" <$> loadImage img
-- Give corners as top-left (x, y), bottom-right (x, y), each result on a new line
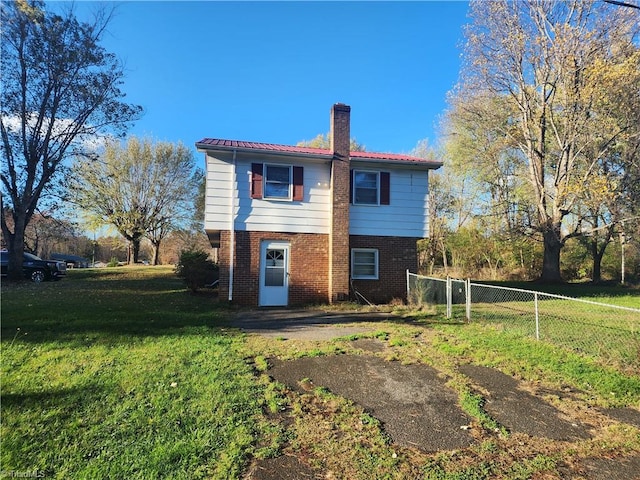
top-left (259, 241), bottom-right (290, 306)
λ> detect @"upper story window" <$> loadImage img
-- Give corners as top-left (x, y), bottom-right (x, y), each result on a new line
top-left (264, 165), bottom-right (292, 200)
top-left (251, 163), bottom-right (304, 201)
top-left (351, 170), bottom-right (390, 205)
top-left (353, 171), bottom-right (378, 204)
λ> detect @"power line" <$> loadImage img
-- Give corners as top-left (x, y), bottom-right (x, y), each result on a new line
top-left (603, 0), bottom-right (640, 9)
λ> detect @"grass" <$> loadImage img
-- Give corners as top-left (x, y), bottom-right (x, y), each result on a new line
top-left (476, 280), bottom-right (640, 308)
top-left (2, 267), bottom-right (639, 479)
top-left (411, 276), bottom-right (640, 370)
top-left (2, 267), bottom-right (265, 479)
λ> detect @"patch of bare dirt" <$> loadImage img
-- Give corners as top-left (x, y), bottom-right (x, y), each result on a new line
top-left (269, 355), bottom-right (474, 452)
top-left (559, 455), bottom-right (640, 480)
top-left (236, 310), bottom-right (639, 479)
top-left (243, 455), bottom-right (322, 480)
top-left (458, 364), bottom-right (591, 441)
top-left (350, 338), bottom-right (386, 353)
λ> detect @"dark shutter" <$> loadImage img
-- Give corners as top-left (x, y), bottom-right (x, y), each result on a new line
top-left (251, 163), bottom-right (263, 199)
top-left (349, 169), bottom-right (353, 204)
top-left (380, 172), bottom-right (390, 205)
top-left (293, 166), bottom-right (304, 201)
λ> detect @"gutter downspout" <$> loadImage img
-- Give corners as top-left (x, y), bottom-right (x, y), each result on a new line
top-left (228, 149), bottom-right (237, 302)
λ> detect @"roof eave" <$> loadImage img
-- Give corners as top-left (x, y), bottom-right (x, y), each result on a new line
top-left (196, 142), bottom-right (333, 160)
top-left (351, 157), bottom-right (443, 169)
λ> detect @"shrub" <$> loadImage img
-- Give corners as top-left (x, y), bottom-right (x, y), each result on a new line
top-left (175, 249), bottom-right (218, 293)
top-left (107, 257), bottom-right (119, 267)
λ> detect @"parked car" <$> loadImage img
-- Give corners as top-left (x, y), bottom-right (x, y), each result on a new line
top-left (0, 251), bottom-right (67, 282)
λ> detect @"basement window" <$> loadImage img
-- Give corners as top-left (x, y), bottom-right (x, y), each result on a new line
top-left (351, 248), bottom-right (379, 280)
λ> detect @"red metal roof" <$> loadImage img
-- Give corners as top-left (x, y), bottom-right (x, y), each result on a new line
top-left (196, 138), bottom-right (330, 157)
top-left (196, 138), bottom-right (441, 167)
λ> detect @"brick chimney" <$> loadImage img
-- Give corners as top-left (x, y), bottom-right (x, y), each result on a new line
top-left (329, 103), bottom-right (351, 302)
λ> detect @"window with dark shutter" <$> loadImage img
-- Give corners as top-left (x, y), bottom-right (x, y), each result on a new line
top-left (351, 170), bottom-right (391, 205)
top-left (251, 163), bottom-right (263, 199)
top-left (264, 165), bottom-right (291, 199)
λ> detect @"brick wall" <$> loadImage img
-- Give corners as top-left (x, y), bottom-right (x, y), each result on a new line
top-left (329, 103), bottom-right (351, 302)
top-left (219, 230), bottom-right (330, 306)
top-left (218, 230), bottom-right (232, 301)
top-left (350, 235), bottom-right (419, 304)
top-left (219, 230), bottom-right (418, 306)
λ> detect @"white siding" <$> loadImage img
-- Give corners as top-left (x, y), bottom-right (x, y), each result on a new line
top-left (204, 155), bottom-right (235, 233)
top-left (204, 152), bottom-right (432, 238)
top-left (350, 168), bottom-right (430, 238)
top-left (205, 154), bottom-right (331, 235)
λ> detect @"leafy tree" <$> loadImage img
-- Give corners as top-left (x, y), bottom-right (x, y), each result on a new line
top-left (448, 0), bottom-right (639, 282)
top-left (70, 137), bottom-right (199, 264)
top-left (297, 132), bottom-right (366, 152)
top-left (0, 0), bottom-right (141, 281)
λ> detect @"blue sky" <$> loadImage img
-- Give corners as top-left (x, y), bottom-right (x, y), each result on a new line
top-left (65, 1), bottom-right (470, 163)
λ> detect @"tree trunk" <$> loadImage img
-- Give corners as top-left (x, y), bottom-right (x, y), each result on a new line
top-left (591, 238), bottom-right (603, 284)
top-left (128, 237), bottom-right (141, 264)
top-left (590, 235), bottom-right (611, 284)
top-left (3, 209), bottom-right (27, 282)
top-left (151, 240), bottom-right (161, 266)
top-left (540, 227), bottom-right (563, 283)
top-left (440, 238), bottom-right (449, 274)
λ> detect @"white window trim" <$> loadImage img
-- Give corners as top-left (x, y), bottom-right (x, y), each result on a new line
top-left (264, 164), bottom-right (292, 201)
top-left (352, 170), bottom-right (380, 206)
top-left (351, 248), bottom-right (379, 280)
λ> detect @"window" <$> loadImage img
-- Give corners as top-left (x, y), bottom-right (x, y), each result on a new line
top-left (351, 170), bottom-right (390, 205)
top-left (264, 164), bottom-right (292, 199)
top-left (353, 171), bottom-right (377, 204)
top-left (251, 163), bottom-right (304, 201)
top-left (351, 249), bottom-right (379, 280)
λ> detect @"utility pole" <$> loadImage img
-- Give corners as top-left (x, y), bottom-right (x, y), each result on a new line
top-left (620, 225), bottom-right (626, 285)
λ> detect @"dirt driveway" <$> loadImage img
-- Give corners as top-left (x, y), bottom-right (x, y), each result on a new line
top-left (229, 309), bottom-right (640, 480)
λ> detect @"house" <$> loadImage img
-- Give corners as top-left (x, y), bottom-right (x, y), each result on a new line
top-left (196, 104), bottom-right (442, 306)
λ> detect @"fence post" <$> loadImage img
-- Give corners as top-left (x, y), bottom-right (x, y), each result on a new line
top-left (534, 292), bottom-right (540, 340)
top-left (406, 269), bottom-right (410, 303)
top-left (446, 276), bottom-right (452, 319)
top-left (466, 278), bottom-right (471, 322)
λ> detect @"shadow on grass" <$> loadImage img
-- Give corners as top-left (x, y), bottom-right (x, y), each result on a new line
top-left (1, 384), bottom-right (107, 410)
top-left (227, 307), bottom-right (467, 340)
top-left (1, 270), bottom-right (238, 346)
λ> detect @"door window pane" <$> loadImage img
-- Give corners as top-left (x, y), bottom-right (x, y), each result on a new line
top-left (265, 249), bottom-right (285, 286)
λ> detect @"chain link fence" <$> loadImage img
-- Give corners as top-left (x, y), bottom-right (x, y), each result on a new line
top-left (407, 272), bottom-right (640, 370)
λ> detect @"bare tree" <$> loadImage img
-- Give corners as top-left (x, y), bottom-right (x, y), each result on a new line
top-left (0, 0), bottom-right (141, 280)
top-left (449, 0), bottom-right (639, 282)
top-left (71, 137), bottom-right (199, 264)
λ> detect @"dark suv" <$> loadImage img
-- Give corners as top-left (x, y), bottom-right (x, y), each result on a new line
top-left (0, 251), bottom-right (67, 282)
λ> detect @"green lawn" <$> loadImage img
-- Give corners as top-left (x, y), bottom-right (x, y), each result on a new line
top-left (1, 267), bottom-right (264, 479)
top-left (2, 268), bottom-right (639, 479)
top-left (477, 280), bottom-right (640, 308)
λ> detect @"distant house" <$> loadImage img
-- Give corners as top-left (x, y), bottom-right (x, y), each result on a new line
top-left (196, 104), bottom-right (442, 306)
